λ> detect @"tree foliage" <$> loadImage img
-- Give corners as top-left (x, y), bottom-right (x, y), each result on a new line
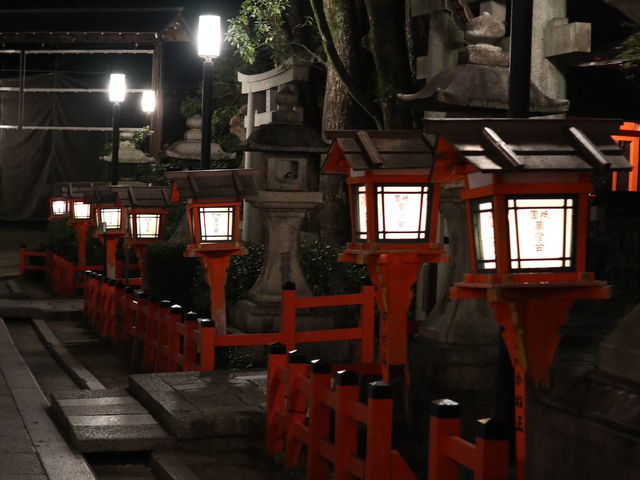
top-left (227, 0), bottom-right (415, 130)
top-left (227, 0), bottom-right (293, 65)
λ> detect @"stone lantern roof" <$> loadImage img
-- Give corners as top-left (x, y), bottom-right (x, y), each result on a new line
top-left (398, 12), bottom-right (569, 114)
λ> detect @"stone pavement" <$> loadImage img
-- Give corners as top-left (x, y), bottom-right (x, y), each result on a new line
top-left (130, 370), bottom-right (267, 440)
top-left (0, 317), bottom-right (95, 479)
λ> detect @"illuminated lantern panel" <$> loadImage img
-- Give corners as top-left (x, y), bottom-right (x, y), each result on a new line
top-left (354, 185), bottom-right (368, 241)
top-left (353, 184), bottom-right (430, 242)
top-left (199, 206), bottom-right (234, 243)
top-left (72, 201), bottom-right (91, 220)
top-left (506, 197), bottom-right (575, 270)
top-left (471, 200), bottom-right (496, 271)
top-left (98, 208), bottom-right (122, 230)
top-left (130, 213), bottom-right (161, 239)
top-left (51, 200), bottom-right (69, 216)
top-left (376, 185), bottom-right (429, 241)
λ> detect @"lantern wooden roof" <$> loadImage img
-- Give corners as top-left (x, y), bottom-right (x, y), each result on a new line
top-left (423, 118), bottom-right (631, 172)
top-left (324, 130), bottom-right (437, 173)
top-left (111, 186), bottom-right (171, 209)
top-left (87, 187), bottom-right (120, 206)
top-left (51, 182), bottom-right (108, 199)
top-left (165, 169), bottom-right (258, 203)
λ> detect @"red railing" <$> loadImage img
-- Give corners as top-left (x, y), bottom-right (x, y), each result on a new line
top-left (266, 344), bottom-right (416, 480)
top-left (83, 272), bottom-right (377, 373)
top-left (19, 246), bottom-right (141, 296)
top-left (429, 399), bottom-right (509, 480)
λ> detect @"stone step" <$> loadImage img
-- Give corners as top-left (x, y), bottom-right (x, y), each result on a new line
top-left (129, 370), bottom-right (267, 440)
top-left (51, 389), bottom-right (173, 453)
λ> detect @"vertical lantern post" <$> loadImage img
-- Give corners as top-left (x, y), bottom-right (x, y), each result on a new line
top-left (425, 118), bottom-right (631, 480)
top-left (112, 186), bottom-right (170, 288)
top-left (66, 182), bottom-right (107, 270)
top-left (108, 73), bottom-right (126, 186)
top-left (197, 14), bottom-right (221, 170)
top-left (325, 131), bottom-right (462, 419)
top-left (165, 169), bottom-right (257, 333)
top-left (89, 187), bottom-right (127, 279)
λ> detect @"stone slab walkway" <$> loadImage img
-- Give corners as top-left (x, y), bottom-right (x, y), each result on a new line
top-left (0, 317), bottom-right (95, 479)
top-left (129, 370), bottom-right (267, 440)
top-left (50, 388), bottom-right (173, 453)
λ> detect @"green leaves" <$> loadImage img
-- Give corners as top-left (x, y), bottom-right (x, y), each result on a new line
top-left (227, 0), bottom-right (291, 65)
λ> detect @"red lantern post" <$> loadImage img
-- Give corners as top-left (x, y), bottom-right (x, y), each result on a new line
top-left (89, 187), bottom-right (127, 279)
top-left (325, 131), bottom-right (466, 416)
top-left (112, 186), bottom-right (171, 288)
top-left (426, 118), bottom-right (631, 480)
top-left (165, 169), bottom-right (257, 334)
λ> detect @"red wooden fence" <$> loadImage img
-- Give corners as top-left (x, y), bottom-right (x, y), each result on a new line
top-left (83, 272), bottom-right (376, 373)
top-left (429, 399), bottom-right (509, 480)
top-left (266, 344), bottom-right (416, 480)
top-left (20, 247), bottom-right (140, 296)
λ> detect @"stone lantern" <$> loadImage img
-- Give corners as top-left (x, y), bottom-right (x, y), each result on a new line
top-left (233, 84), bottom-right (328, 332)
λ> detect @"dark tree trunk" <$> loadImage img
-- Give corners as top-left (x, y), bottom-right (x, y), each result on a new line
top-left (313, 0), bottom-right (364, 245)
top-left (363, 0), bottom-right (413, 129)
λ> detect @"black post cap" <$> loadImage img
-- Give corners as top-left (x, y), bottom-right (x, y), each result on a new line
top-left (335, 370), bottom-right (359, 386)
top-left (310, 359), bottom-right (331, 375)
top-left (85, 270), bottom-right (93, 277)
top-left (107, 278), bottom-right (116, 286)
top-left (185, 311), bottom-right (198, 323)
top-left (200, 318), bottom-right (215, 328)
top-left (368, 380), bottom-right (393, 400)
top-left (170, 304), bottom-right (183, 315)
top-left (135, 290), bottom-right (149, 300)
top-left (476, 417), bottom-right (509, 440)
top-left (124, 286), bottom-right (134, 294)
top-left (289, 349), bottom-right (307, 364)
top-left (269, 342), bottom-right (287, 355)
top-left (160, 299), bottom-right (172, 309)
top-left (430, 399), bottom-right (461, 419)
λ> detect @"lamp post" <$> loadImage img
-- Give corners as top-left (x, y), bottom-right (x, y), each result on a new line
top-left (425, 117), bottom-right (631, 480)
top-left (197, 14), bottom-right (221, 170)
top-left (108, 73), bottom-right (126, 185)
top-left (165, 169), bottom-right (257, 334)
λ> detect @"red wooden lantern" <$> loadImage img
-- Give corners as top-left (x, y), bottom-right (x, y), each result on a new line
top-left (112, 185), bottom-right (171, 287)
top-left (49, 185), bottom-right (70, 218)
top-left (325, 130), bottom-right (464, 416)
top-left (165, 169), bottom-right (257, 333)
top-left (426, 117), bottom-right (631, 480)
top-left (89, 186), bottom-right (127, 278)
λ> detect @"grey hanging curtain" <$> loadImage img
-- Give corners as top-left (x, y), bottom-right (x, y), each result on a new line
top-left (0, 72), bottom-right (109, 220)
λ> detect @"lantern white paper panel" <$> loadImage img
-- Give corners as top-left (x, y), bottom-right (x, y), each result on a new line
top-left (507, 198), bottom-right (574, 269)
top-left (475, 201), bottom-right (496, 270)
top-left (376, 185), bottom-right (428, 240)
top-left (51, 200), bottom-right (69, 215)
top-left (100, 208), bottom-right (122, 230)
top-left (199, 207), bottom-right (234, 242)
top-left (131, 213), bottom-right (161, 239)
top-left (73, 201), bottom-right (91, 220)
top-left (356, 185), bottom-right (367, 241)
